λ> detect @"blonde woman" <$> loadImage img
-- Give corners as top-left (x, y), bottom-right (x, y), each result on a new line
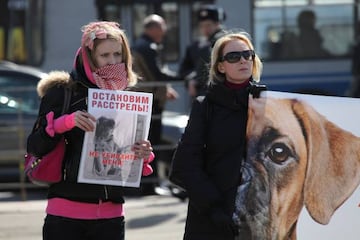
top-left (170, 32), bottom-right (263, 240)
top-left (27, 21), bottom-right (153, 240)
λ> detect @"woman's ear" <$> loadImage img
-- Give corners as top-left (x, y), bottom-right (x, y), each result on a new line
top-left (218, 62), bottom-right (225, 73)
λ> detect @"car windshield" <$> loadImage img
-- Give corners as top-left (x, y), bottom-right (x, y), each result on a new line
top-left (0, 75), bottom-right (39, 115)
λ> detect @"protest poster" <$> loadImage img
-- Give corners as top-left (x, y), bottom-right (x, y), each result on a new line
top-left (234, 91), bottom-right (360, 239)
top-left (78, 88), bottom-right (153, 187)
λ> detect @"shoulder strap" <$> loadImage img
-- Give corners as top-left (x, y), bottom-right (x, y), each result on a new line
top-left (196, 96), bottom-right (212, 147)
top-left (205, 98), bottom-right (212, 124)
top-left (61, 87), bottom-right (72, 115)
top-left (196, 95), bottom-right (213, 128)
top-left (30, 86), bottom-right (72, 133)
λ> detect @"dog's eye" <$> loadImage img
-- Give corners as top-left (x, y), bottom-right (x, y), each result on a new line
top-left (267, 142), bottom-right (292, 164)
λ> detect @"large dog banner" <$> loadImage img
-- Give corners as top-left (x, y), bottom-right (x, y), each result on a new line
top-left (235, 91), bottom-right (360, 239)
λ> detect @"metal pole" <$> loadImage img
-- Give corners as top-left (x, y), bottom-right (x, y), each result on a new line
top-left (17, 98), bottom-right (27, 201)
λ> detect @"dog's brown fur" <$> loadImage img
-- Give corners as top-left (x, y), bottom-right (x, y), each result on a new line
top-left (237, 96), bottom-right (360, 239)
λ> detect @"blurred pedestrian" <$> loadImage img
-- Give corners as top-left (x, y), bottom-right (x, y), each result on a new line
top-left (27, 21), bottom-right (154, 240)
top-left (295, 10), bottom-right (330, 58)
top-left (131, 14), bottom-right (180, 194)
top-left (170, 31), bottom-right (264, 239)
top-left (179, 4), bottom-right (226, 98)
top-left (276, 9), bottom-right (330, 59)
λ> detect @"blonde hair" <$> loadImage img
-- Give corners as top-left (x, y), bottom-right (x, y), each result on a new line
top-left (81, 21), bottom-right (138, 86)
top-left (209, 32), bottom-right (263, 84)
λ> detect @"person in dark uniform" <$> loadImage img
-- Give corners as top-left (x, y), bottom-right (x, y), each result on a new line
top-left (179, 4), bottom-right (226, 98)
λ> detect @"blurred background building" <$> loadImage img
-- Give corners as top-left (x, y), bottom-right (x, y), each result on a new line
top-left (1, 0), bottom-right (359, 112)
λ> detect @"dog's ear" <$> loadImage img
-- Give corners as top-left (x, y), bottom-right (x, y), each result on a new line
top-left (293, 100), bottom-right (360, 224)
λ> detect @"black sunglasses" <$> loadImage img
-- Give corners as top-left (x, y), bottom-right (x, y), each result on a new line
top-left (219, 50), bottom-right (255, 63)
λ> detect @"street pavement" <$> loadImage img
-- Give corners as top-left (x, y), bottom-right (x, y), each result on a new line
top-left (0, 190), bottom-right (187, 240)
top-left (2, 188), bottom-right (360, 239)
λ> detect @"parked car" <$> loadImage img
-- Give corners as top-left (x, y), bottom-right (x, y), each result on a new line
top-left (0, 61), bottom-right (47, 166)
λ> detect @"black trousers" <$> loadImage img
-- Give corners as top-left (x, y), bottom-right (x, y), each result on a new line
top-left (43, 215), bottom-right (125, 240)
top-left (148, 102), bottom-right (163, 175)
top-left (149, 101), bottom-right (163, 145)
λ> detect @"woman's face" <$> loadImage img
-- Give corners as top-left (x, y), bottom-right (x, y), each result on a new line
top-left (93, 39), bottom-right (123, 68)
top-left (218, 39), bottom-right (253, 84)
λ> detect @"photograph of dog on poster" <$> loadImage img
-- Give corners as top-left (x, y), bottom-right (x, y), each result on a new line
top-left (79, 111), bottom-right (148, 186)
top-left (233, 91), bottom-right (360, 239)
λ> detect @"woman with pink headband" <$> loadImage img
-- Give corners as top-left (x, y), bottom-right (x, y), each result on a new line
top-left (27, 21), bottom-right (154, 240)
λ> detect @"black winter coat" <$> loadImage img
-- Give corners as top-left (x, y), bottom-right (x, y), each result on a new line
top-left (170, 82), bottom-right (249, 240)
top-left (27, 61), bottom-right (125, 203)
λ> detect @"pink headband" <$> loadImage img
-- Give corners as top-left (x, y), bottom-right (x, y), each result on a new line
top-left (81, 21), bottom-right (120, 50)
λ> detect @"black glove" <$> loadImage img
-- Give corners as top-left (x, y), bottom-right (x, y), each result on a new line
top-left (249, 81), bottom-right (267, 98)
top-left (210, 208), bottom-right (239, 236)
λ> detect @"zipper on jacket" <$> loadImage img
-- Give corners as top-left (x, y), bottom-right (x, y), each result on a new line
top-left (104, 186), bottom-right (109, 199)
top-left (63, 138), bottom-right (68, 181)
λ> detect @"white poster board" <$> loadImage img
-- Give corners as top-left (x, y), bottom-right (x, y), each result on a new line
top-left (78, 89), bottom-right (153, 187)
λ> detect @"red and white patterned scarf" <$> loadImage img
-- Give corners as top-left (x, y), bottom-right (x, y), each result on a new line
top-left (93, 63), bottom-right (128, 90)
